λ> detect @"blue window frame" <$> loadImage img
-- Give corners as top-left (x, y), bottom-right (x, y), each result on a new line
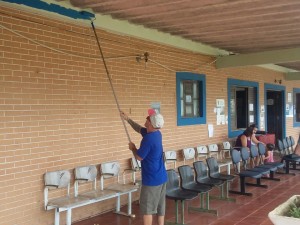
top-left (293, 88), bottom-right (300, 127)
top-left (264, 83), bottom-right (286, 138)
top-left (227, 78), bottom-right (259, 138)
top-left (176, 72), bottom-right (206, 126)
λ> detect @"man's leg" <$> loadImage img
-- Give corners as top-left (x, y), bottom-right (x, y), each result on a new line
top-left (143, 215), bottom-right (152, 225)
top-left (158, 215), bottom-right (164, 225)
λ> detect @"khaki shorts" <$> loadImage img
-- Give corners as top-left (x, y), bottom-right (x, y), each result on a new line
top-left (139, 183), bottom-right (166, 216)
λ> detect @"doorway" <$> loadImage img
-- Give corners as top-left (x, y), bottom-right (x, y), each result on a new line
top-left (266, 90), bottom-right (285, 141)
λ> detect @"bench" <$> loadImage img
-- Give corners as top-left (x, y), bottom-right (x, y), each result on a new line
top-left (44, 161), bottom-right (138, 225)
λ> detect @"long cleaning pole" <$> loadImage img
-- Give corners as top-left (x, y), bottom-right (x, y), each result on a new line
top-left (91, 21), bottom-right (131, 143)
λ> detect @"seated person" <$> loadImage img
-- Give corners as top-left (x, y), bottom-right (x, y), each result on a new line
top-left (249, 124), bottom-right (265, 146)
top-left (235, 127), bottom-right (254, 149)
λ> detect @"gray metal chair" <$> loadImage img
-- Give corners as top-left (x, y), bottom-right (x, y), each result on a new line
top-left (230, 149), bottom-right (265, 196)
top-left (178, 165), bottom-right (217, 215)
top-left (165, 169), bottom-right (198, 225)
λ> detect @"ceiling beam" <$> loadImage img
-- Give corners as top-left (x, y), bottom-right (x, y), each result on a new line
top-left (216, 47), bottom-right (300, 69)
top-left (285, 72), bottom-right (300, 80)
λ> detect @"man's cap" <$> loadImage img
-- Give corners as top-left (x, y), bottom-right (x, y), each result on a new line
top-left (148, 109), bottom-right (164, 129)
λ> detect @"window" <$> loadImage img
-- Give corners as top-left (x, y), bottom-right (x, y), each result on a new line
top-left (293, 88), bottom-right (300, 127)
top-left (176, 72), bottom-right (206, 126)
top-left (228, 79), bottom-right (259, 137)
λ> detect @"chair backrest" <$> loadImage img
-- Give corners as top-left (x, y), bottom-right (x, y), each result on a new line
top-left (44, 170), bottom-right (71, 209)
top-left (250, 145), bottom-right (259, 158)
top-left (166, 169), bottom-right (179, 193)
top-left (257, 143), bottom-right (266, 164)
top-left (240, 147), bottom-right (250, 169)
top-left (193, 161), bottom-right (209, 182)
top-left (282, 138), bottom-right (288, 151)
top-left (231, 149), bottom-right (241, 165)
top-left (75, 165), bottom-right (98, 182)
top-left (164, 150), bottom-right (177, 169)
top-left (286, 137), bottom-right (292, 153)
top-left (196, 145), bottom-right (209, 159)
top-left (183, 147), bottom-right (196, 165)
top-left (222, 141), bottom-right (232, 150)
top-left (231, 149), bottom-right (241, 172)
top-left (290, 136), bottom-right (295, 149)
top-left (277, 139), bottom-right (285, 156)
top-left (178, 165), bottom-right (195, 188)
top-left (74, 165), bottom-right (98, 196)
top-left (131, 157), bottom-right (141, 171)
top-left (44, 169), bottom-right (71, 189)
top-left (257, 143), bottom-right (266, 155)
top-left (208, 144), bottom-right (219, 159)
top-left (206, 157), bottom-right (219, 176)
top-left (100, 161), bottom-right (121, 190)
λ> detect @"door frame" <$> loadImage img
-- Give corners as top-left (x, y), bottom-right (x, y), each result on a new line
top-left (264, 83), bottom-right (286, 139)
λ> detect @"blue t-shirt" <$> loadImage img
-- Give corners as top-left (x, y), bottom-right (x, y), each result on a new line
top-left (137, 128), bottom-right (167, 186)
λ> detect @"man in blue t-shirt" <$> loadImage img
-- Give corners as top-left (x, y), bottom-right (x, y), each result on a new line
top-left (121, 109), bottom-right (167, 225)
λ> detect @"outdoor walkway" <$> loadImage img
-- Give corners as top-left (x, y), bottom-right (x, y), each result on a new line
top-left (73, 170), bottom-right (300, 225)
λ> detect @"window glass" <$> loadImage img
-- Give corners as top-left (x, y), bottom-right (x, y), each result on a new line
top-left (176, 72), bottom-right (206, 126)
top-left (228, 79), bottom-right (259, 137)
top-left (293, 88), bottom-right (300, 126)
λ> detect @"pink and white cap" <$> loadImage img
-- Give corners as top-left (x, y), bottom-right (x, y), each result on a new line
top-left (148, 109), bottom-right (164, 129)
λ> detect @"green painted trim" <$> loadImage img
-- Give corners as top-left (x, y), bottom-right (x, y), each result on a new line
top-left (217, 47), bottom-right (300, 69)
top-left (258, 64), bottom-right (297, 73)
top-left (285, 72), bottom-right (300, 80)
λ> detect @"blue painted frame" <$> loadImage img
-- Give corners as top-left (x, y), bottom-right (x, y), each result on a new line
top-left (227, 78), bottom-right (259, 138)
top-left (2, 0), bottom-right (94, 20)
top-left (264, 83), bottom-right (286, 138)
top-left (293, 88), bottom-right (300, 127)
top-left (176, 72), bottom-right (206, 126)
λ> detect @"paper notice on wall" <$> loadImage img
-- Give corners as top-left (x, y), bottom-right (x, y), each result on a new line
top-left (208, 124), bottom-right (214, 138)
top-left (249, 115), bottom-right (254, 123)
top-left (249, 104), bottom-right (254, 111)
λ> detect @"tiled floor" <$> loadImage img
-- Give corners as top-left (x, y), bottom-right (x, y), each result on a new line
top-left (73, 170), bottom-right (300, 225)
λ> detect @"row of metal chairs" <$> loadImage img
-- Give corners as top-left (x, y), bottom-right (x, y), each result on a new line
top-left (165, 143), bottom-right (288, 224)
top-left (165, 157), bottom-right (235, 225)
top-left (164, 141), bottom-right (234, 175)
top-left (44, 161), bottom-right (138, 225)
top-left (277, 136), bottom-right (297, 158)
top-left (277, 136), bottom-right (300, 174)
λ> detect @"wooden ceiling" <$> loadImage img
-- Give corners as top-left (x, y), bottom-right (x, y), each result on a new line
top-left (58, 0), bottom-right (300, 72)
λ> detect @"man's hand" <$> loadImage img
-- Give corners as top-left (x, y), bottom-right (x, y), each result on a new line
top-left (129, 142), bottom-right (137, 151)
top-left (120, 111), bottom-right (129, 121)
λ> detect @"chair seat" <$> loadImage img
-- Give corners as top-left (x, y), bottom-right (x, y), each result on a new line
top-left (196, 177), bottom-right (223, 186)
top-left (166, 189), bottom-right (198, 201)
top-left (78, 189), bottom-right (117, 200)
top-left (47, 196), bottom-right (90, 209)
top-left (182, 183), bottom-right (212, 193)
top-left (247, 167), bottom-right (270, 175)
top-left (239, 170), bottom-right (262, 179)
top-left (210, 173), bottom-right (235, 182)
top-left (107, 183), bottom-right (138, 193)
top-left (284, 154), bottom-right (300, 159)
top-left (256, 164), bottom-right (277, 172)
top-left (264, 162), bottom-right (284, 168)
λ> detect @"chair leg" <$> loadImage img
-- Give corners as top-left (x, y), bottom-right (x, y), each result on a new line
top-left (261, 171), bottom-right (280, 181)
top-left (229, 176), bottom-right (252, 196)
top-left (210, 183), bottom-right (235, 202)
top-left (55, 209), bottom-right (60, 225)
top-left (181, 200), bottom-right (185, 224)
top-left (66, 209), bottom-right (72, 225)
top-left (165, 200), bottom-right (186, 225)
top-left (246, 178), bottom-right (268, 188)
top-left (188, 193), bottom-right (218, 215)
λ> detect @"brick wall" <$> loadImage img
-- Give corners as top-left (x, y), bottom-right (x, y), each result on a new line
top-left (1, 4), bottom-right (300, 225)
